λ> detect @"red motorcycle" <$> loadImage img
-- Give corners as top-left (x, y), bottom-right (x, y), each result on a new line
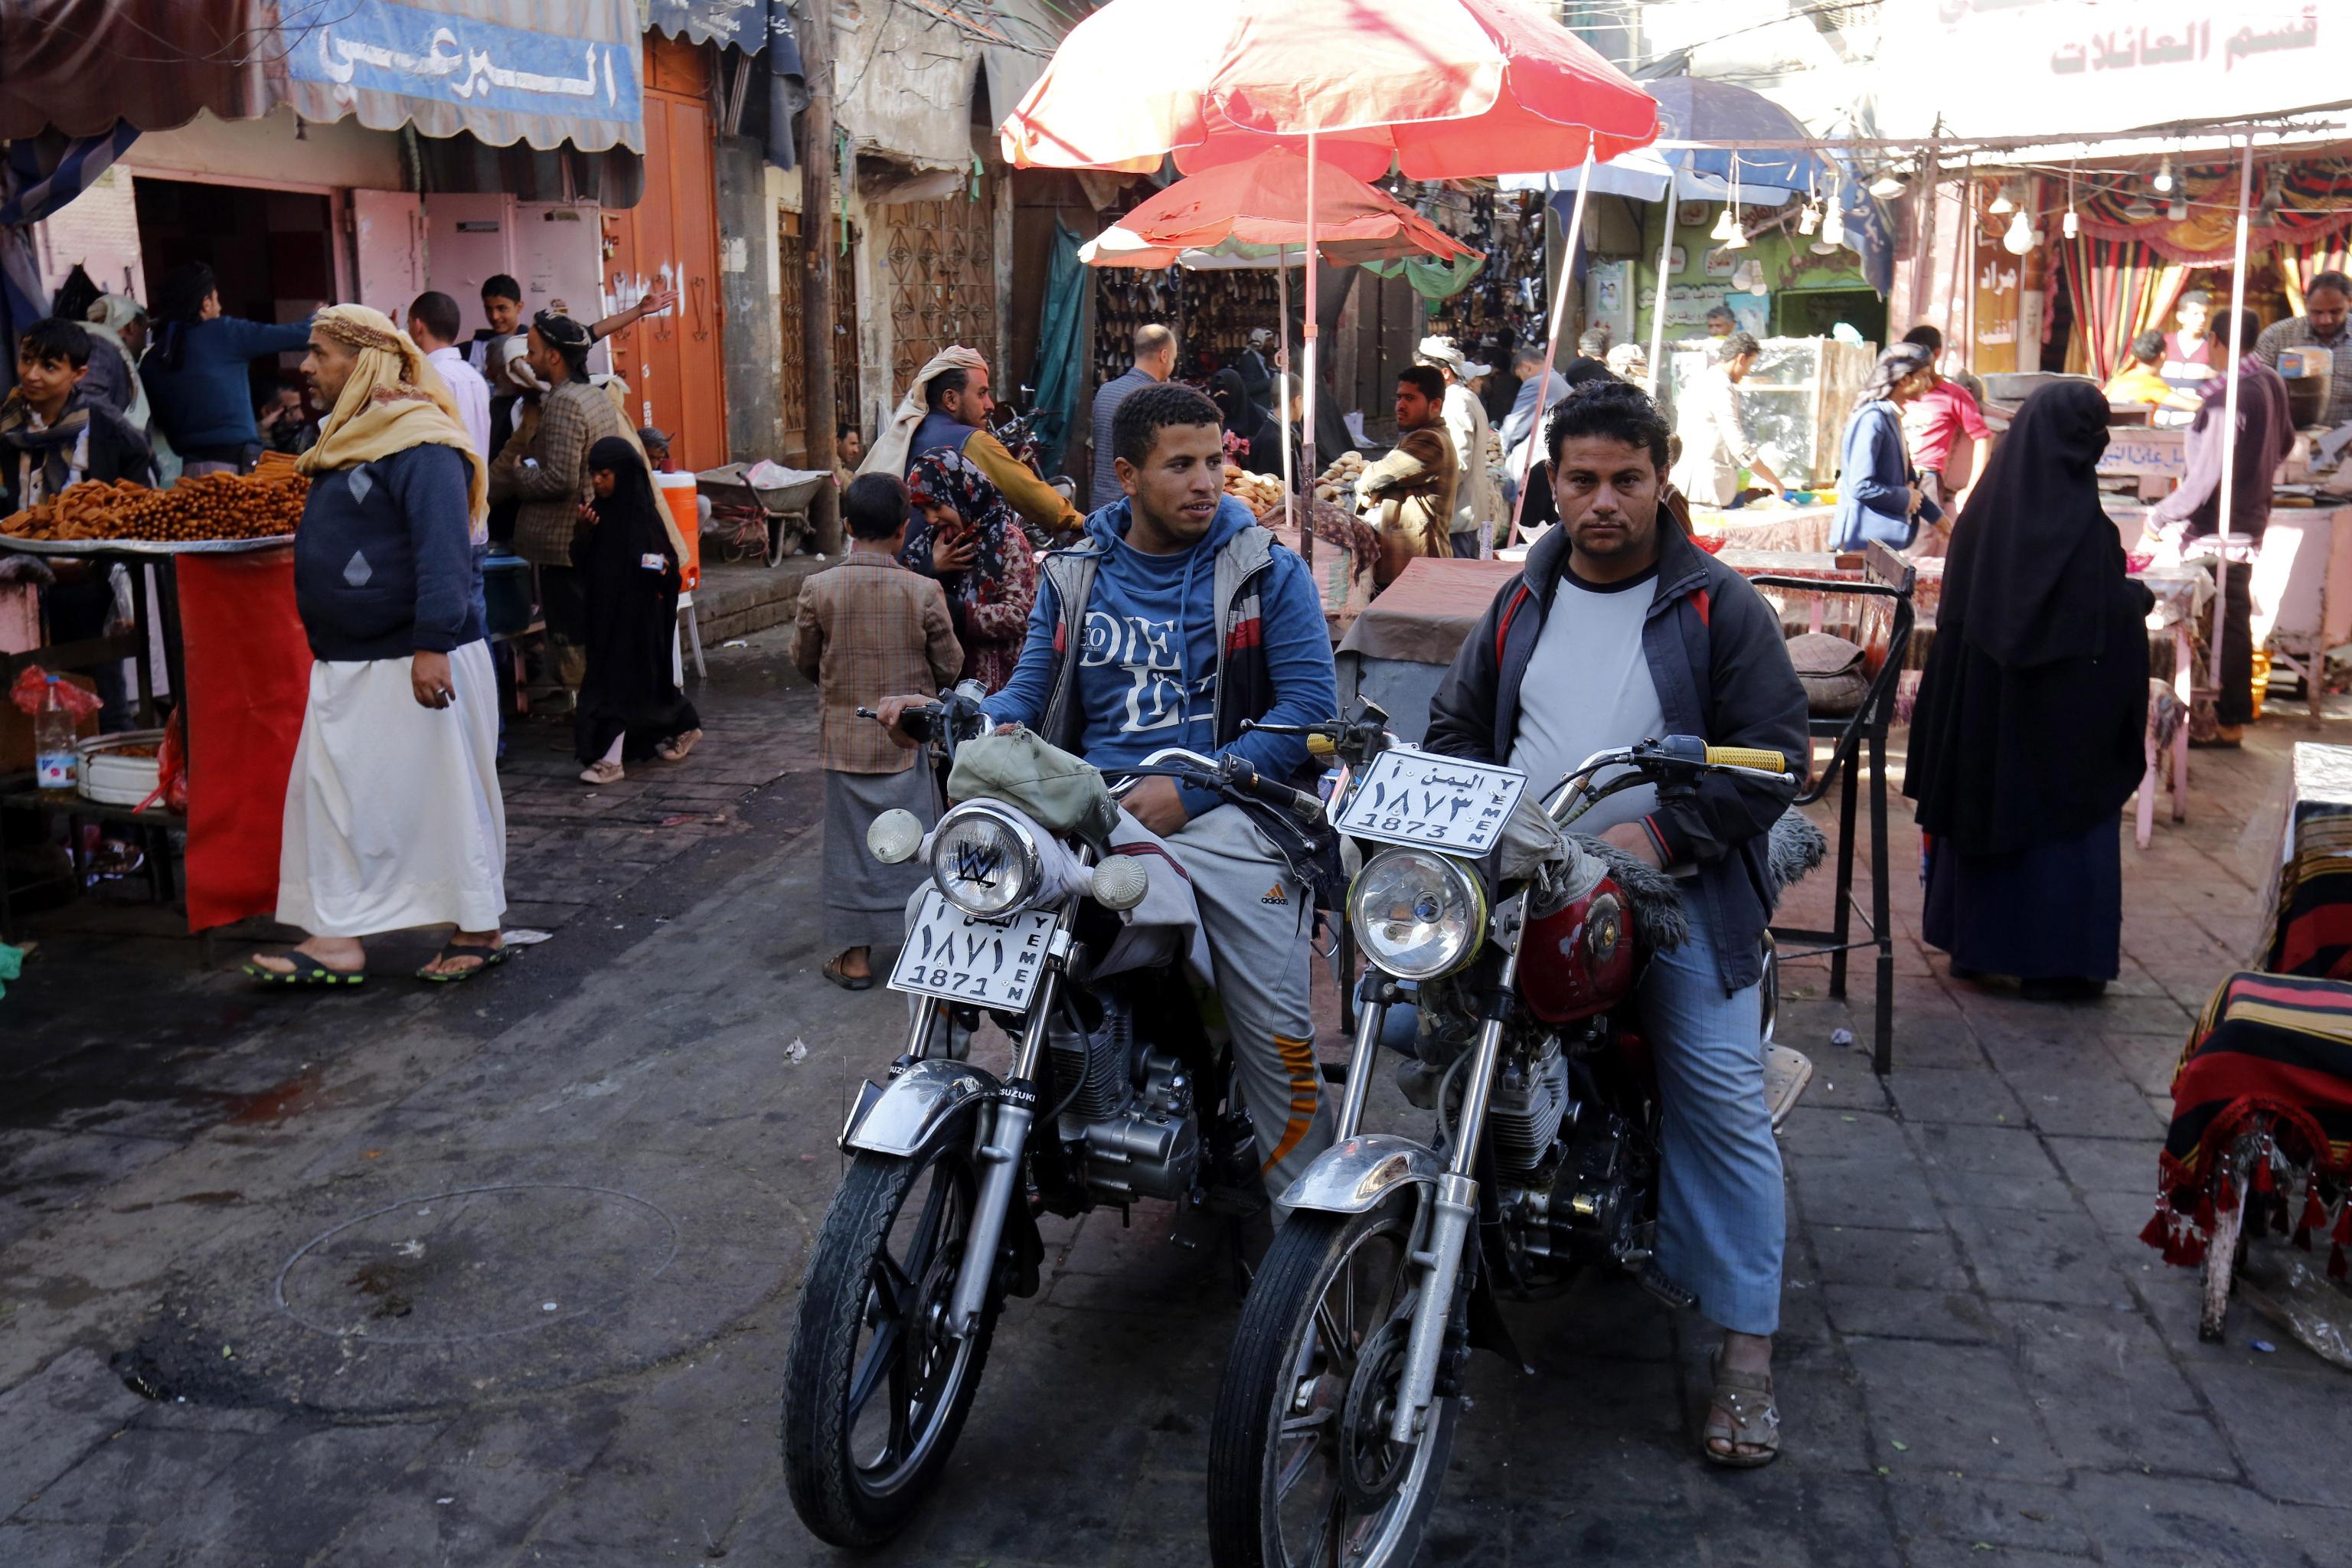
top-left (1206, 724), bottom-right (1820, 1568)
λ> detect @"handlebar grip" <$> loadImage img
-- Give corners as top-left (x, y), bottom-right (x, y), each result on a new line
top-left (1704, 746), bottom-right (1791, 773)
top-left (1306, 734), bottom-right (1336, 760)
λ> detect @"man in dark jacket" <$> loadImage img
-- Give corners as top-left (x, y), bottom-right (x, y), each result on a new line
top-left (1425, 379), bottom-right (1808, 1468)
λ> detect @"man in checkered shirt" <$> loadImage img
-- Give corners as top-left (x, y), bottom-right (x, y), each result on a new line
top-left (2255, 270), bottom-right (2352, 429)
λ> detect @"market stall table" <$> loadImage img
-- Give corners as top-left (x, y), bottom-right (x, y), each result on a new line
top-left (1690, 502), bottom-right (1838, 555)
top-left (0, 533), bottom-right (308, 938)
top-left (1332, 557), bottom-right (1518, 741)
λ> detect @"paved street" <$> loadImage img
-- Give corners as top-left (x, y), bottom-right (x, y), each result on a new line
top-left (3, 634), bottom-right (2348, 1567)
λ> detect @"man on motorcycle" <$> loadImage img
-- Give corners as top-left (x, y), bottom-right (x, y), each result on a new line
top-left (881, 381), bottom-right (1341, 1198)
top-left (1424, 379), bottom-right (1808, 1468)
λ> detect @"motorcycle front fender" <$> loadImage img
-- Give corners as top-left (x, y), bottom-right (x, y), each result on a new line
top-left (1278, 1133), bottom-right (1443, 1217)
top-left (839, 1057), bottom-right (1002, 1157)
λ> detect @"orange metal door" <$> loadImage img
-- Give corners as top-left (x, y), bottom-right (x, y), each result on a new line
top-left (603, 38), bottom-right (727, 472)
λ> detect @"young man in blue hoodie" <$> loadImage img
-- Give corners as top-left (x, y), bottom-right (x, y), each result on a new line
top-left (880, 382), bottom-right (1340, 1196)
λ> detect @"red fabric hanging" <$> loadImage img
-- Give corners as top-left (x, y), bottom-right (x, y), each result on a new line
top-left (175, 548), bottom-right (309, 933)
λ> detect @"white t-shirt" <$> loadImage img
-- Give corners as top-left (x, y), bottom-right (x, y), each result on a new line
top-left (428, 345), bottom-right (495, 462)
top-left (1507, 563), bottom-right (1667, 836)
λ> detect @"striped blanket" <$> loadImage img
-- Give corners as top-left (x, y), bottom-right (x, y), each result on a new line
top-left (2145, 971), bottom-right (2352, 1276)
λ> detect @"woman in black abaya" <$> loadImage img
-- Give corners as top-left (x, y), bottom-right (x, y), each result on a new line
top-left (1904, 381), bottom-right (2151, 1000)
top-left (575, 436), bottom-right (701, 783)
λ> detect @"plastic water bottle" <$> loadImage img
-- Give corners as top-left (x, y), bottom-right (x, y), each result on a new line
top-left (34, 675), bottom-right (76, 792)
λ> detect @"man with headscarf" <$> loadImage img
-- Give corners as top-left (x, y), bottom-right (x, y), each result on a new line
top-left (858, 346), bottom-right (1080, 544)
top-left (244, 305), bottom-right (508, 988)
top-left (1416, 335), bottom-right (1501, 557)
top-left (488, 311), bottom-right (631, 698)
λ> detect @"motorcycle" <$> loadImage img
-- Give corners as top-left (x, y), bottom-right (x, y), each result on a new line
top-left (779, 691), bottom-right (1337, 1548)
top-left (1204, 725), bottom-right (1821, 1568)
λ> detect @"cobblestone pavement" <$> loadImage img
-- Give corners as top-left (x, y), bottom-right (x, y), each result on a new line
top-left (2, 636), bottom-right (2347, 1566)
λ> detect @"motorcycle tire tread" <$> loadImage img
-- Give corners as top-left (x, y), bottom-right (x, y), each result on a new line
top-left (780, 1144), bottom-right (998, 1549)
top-left (1205, 1203), bottom-right (1458, 1568)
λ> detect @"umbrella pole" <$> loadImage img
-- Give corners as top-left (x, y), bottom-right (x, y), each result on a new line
top-left (1645, 185), bottom-right (1674, 401)
top-left (1300, 135), bottom-right (1318, 577)
top-left (2210, 136), bottom-right (2255, 702)
top-left (1279, 243), bottom-right (1295, 533)
top-left (1507, 149), bottom-right (1595, 548)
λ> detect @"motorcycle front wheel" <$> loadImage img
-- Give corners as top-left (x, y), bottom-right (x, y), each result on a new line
top-left (1207, 1199), bottom-right (1459, 1568)
top-left (780, 1136), bottom-right (996, 1547)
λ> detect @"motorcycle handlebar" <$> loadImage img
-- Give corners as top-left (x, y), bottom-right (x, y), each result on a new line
top-left (1220, 756), bottom-right (1328, 826)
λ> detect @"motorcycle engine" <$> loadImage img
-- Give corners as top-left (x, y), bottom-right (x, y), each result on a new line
top-left (1046, 995), bottom-right (1200, 1204)
top-left (1486, 1035), bottom-right (1573, 1181)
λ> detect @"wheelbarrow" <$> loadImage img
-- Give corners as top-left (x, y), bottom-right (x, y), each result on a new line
top-left (694, 462), bottom-right (831, 568)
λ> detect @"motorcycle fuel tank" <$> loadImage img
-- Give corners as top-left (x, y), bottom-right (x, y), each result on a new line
top-left (1516, 877), bottom-right (1636, 1024)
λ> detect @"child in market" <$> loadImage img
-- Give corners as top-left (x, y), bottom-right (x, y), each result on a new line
top-left (793, 474), bottom-right (962, 989)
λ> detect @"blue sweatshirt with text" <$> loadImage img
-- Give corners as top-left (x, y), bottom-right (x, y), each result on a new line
top-left (985, 496), bottom-right (1335, 817)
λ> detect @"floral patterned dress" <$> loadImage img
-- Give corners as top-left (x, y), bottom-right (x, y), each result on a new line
top-left (901, 449), bottom-right (1040, 695)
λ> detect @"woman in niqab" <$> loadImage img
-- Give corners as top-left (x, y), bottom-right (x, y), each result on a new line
top-left (1904, 381), bottom-right (2151, 1000)
top-left (575, 436), bottom-right (701, 782)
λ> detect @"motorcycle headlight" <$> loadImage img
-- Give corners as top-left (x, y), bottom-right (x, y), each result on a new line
top-left (1348, 848), bottom-right (1486, 981)
top-left (930, 802), bottom-right (1043, 918)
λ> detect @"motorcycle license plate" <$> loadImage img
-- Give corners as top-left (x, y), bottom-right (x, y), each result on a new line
top-left (1335, 749), bottom-right (1529, 854)
top-left (888, 889), bottom-right (1059, 1009)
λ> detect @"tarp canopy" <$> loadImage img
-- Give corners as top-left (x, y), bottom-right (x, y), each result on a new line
top-left (0, 0), bottom-right (274, 139)
top-left (646, 0), bottom-right (810, 169)
top-left (2, 0), bottom-right (646, 154)
top-left (1503, 76), bottom-right (1832, 201)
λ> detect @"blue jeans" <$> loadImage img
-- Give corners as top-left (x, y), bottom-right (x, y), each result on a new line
top-left (1637, 901), bottom-right (1782, 1336)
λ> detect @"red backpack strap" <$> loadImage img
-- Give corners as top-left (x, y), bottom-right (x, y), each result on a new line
top-left (1494, 582), bottom-right (1533, 665)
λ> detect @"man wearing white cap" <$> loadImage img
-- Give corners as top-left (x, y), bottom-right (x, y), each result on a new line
top-left (1417, 335), bottom-right (1500, 557)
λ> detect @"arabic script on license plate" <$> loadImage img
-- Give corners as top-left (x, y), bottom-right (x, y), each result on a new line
top-left (1335, 750), bottom-right (1529, 854)
top-left (888, 888), bottom-right (1059, 1009)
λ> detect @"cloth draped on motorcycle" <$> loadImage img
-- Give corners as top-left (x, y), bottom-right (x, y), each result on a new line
top-left (911, 724), bottom-right (1328, 1193)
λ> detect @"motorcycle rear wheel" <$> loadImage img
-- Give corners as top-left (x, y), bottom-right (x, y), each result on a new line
top-left (1207, 1200), bottom-right (1459, 1568)
top-left (780, 1138), bottom-right (996, 1547)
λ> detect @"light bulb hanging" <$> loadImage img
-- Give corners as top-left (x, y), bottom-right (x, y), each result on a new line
top-left (1988, 185), bottom-right (2015, 215)
top-left (2153, 157), bottom-right (2175, 194)
top-left (1821, 203), bottom-right (1847, 248)
top-left (1710, 205), bottom-right (1738, 241)
top-left (1723, 226), bottom-right (1749, 251)
top-left (1798, 202), bottom-right (1820, 235)
top-left (2062, 162), bottom-right (2078, 239)
top-left (1868, 170), bottom-right (1904, 198)
top-left (2003, 208), bottom-right (2037, 255)
top-left (2167, 196), bottom-right (2189, 222)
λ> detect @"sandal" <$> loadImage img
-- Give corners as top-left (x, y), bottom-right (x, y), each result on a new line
top-left (1702, 1351), bottom-right (1782, 1468)
top-left (656, 728), bottom-right (703, 763)
top-left (580, 760), bottom-right (625, 786)
top-left (416, 942), bottom-right (513, 984)
top-left (822, 954), bottom-right (875, 992)
top-left (243, 949), bottom-right (366, 988)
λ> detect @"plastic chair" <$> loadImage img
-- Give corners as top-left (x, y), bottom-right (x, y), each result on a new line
top-left (1746, 541), bottom-right (1916, 1077)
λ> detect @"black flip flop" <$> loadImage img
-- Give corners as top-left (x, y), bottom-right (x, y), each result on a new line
top-left (822, 956), bottom-right (876, 991)
top-left (243, 949), bottom-right (367, 988)
top-left (416, 943), bottom-right (514, 984)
